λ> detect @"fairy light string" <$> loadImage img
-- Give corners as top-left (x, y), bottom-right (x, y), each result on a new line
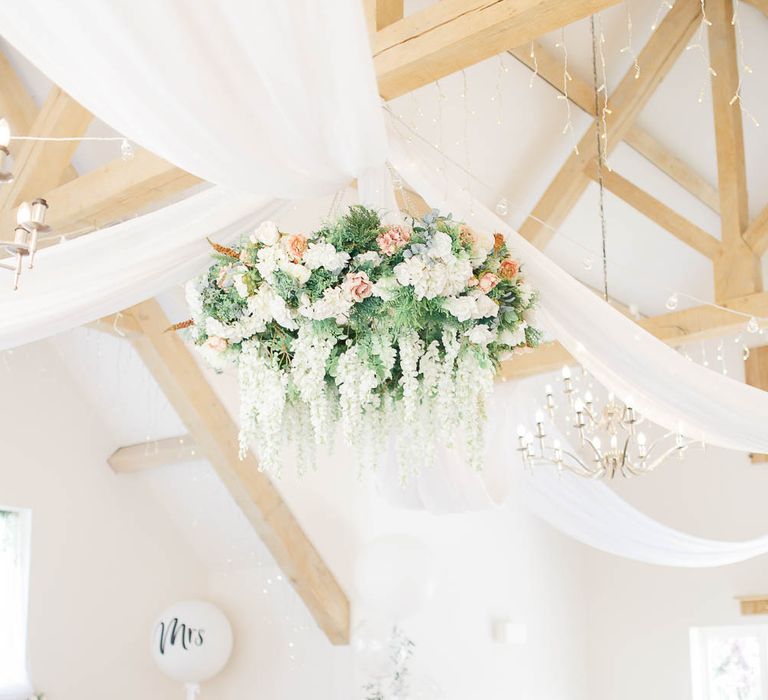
top-left (555, 29), bottom-right (580, 155)
top-left (619, 0), bottom-right (641, 79)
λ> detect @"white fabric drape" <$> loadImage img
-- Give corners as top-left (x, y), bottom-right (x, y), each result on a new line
top-left (0, 0), bottom-right (385, 198)
top-left (0, 188), bottom-right (282, 349)
top-left (387, 128), bottom-right (768, 454)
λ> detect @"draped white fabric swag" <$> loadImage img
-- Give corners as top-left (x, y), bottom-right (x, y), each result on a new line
top-left (1, 1), bottom-right (768, 566)
top-left (0, 1), bottom-right (385, 198)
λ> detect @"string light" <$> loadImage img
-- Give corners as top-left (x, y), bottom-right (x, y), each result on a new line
top-left (492, 55), bottom-right (506, 125)
top-left (619, 0), bottom-right (641, 79)
top-left (595, 14), bottom-right (612, 170)
top-left (495, 198), bottom-right (509, 217)
top-left (528, 41), bottom-right (539, 88)
top-left (555, 29), bottom-right (579, 155)
top-left (730, 0), bottom-right (760, 127)
top-left (747, 316), bottom-right (760, 333)
top-left (686, 1), bottom-right (716, 104)
top-left (651, 0), bottom-right (674, 31)
top-left (665, 293), bottom-right (679, 310)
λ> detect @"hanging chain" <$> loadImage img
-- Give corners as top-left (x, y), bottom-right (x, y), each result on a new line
top-left (590, 15), bottom-right (610, 303)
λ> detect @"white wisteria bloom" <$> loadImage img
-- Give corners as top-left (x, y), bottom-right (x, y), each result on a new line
top-left (291, 326), bottom-right (337, 444)
top-left (250, 220), bottom-right (280, 246)
top-left (303, 241), bottom-right (350, 272)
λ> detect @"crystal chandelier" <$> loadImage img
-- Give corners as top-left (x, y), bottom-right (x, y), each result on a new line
top-left (516, 366), bottom-right (697, 479)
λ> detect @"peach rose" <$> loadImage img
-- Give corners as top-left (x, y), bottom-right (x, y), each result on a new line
top-left (206, 336), bottom-right (228, 353)
top-left (499, 258), bottom-right (519, 280)
top-left (467, 276), bottom-right (479, 288)
top-left (376, 225), bottom-right (411, 256)
top-left (286, 234), bottom-right (308, 262)
top-left (478, 272), bottom-right (500, 293)
top-left (343, 271), bottom-right (373, 302)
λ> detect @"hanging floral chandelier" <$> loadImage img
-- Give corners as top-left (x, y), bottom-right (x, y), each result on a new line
top-left (182, 206), bottom-right (540, 477)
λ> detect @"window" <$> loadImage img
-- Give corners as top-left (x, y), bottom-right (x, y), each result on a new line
top-left (691, 625), bottom-right (768, 700)
top-left (0, 509), bottom-right (31, 700)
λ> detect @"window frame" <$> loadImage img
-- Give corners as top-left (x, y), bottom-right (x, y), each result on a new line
top-left (0, 507), bottom-right (32, 700)
top-left (690, 624), bottom-right (768, 700)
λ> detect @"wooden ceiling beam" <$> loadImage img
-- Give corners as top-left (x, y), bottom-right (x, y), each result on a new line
top-left (125, 299), bottom-right (350, 645)
top-left (0, 87), bottom-right (92, 214)
top-left (744, 204), bottom-right (768, 257)
top-left (586, 164), bottom-right (720, 259)
top-left (743, 0), bottom-right (768, 18)
top-left (508, 42), bottom-right (720, 214)
top-left (707, 0), bottom-right (762, 301)
top-left (518, 0), bottom-right (701, 248)
top-left (373, 0), bottom-right (623, 100)
top-left (0, 50), bottom-right (78, 182)
top-left (364, 0), bottom-right (404, 35)
top-left (499, 290), bottom-right (768, 379)
top-left (0, 148), bottom-right (201, 244)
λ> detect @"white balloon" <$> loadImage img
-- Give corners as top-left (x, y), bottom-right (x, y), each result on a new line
top-left (151, 601), bottom-right (233, 684)
top-left (354, 535), bottom-right (437, 620)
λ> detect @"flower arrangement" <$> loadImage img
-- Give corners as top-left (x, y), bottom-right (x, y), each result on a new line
top-left (184, 206), bottom-right (540, 477)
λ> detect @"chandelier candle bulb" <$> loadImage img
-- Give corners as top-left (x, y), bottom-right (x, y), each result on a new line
top-left (30, 198), bottom-right (48, 228)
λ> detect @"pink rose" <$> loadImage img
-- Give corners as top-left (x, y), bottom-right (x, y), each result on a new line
top-left (286, 234), bottom-right (308, 262)
top-left (478, 272), bottom-right (499, 293)
top-left (206, 336), bottom-right (228, 353)
top-left (343, 271), bottom-right (373, 302)
top-left (376, 225), bottom-right (411, 256)
top-left (467, 276), bottom-right (479, 288)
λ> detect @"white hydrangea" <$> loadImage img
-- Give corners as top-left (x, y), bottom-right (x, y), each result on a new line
top-left (309, 286), bottom-right (354, 324)
top-left (255, 244), bottom-right (285, 281)
top-left (185, 276), bottom-right (205, 324)
top-left (247, 284), bottom-right (297, 330)
top-left (303, 241), bottom-right (350, 272)
top-left (393, 253), bottom-right (472, 300)
top-left (371, 275), bottom-right (400, 302)
top-left (518, 281), bottom-right (534, 306)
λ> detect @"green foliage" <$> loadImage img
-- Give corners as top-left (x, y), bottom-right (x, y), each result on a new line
top-left (323, 205), bottom-right (382, 256)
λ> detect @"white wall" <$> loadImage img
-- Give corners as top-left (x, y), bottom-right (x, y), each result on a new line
top-left (585, 444), bottom-right (768, 700)
top-left (0, 341), bottom-right (209, 699)
top-left (7, 332), bottom-right (594, 700)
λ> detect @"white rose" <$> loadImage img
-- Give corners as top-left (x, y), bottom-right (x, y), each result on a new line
top-left (471, 228), bottom-right (495, 265)
top-left (279, 261), bottom-right (311, 286)
top-left (443, 295), bottom-right (477, 322)
top-left (251, 221), bottom-right (280, 246)
top-left (267, 287), bottom-right (298, 330)
top-left (498, 322), bottom-right (527, 347)
top-left (256, 245), bottom-right (284, 280)
top-left (472, 292), bottom-right (499, 319)
top-left (371, 276), bottom-right (400, 302)
top-left (465, 325), bottom-right (496, 346)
